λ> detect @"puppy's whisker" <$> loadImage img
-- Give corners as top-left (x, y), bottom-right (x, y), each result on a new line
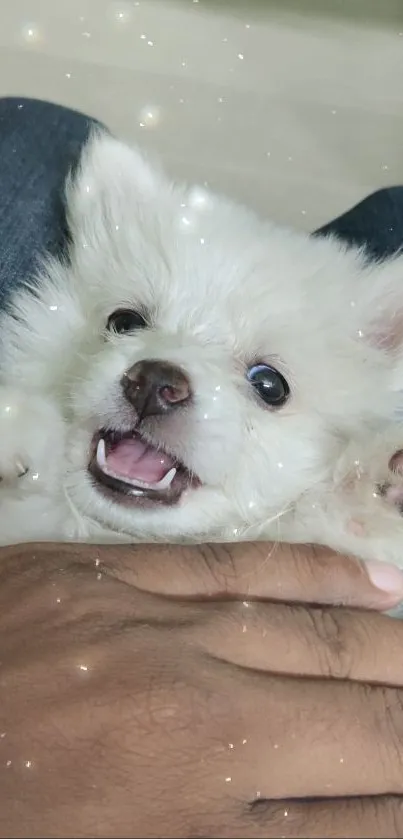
top-left (233, 503), bottom-right (292, 543)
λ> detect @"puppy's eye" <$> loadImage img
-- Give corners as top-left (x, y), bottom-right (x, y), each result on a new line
top-left (247, 363), bottom-right (290, 408)
top-left (107, 309), bottom-right (147, 334)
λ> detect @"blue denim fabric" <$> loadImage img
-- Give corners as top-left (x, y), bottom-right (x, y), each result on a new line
top-left (0, 97), bottom-right (96, 305)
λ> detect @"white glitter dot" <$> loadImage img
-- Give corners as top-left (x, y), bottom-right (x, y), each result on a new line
top-left (147, 40), bottom-right (154, 46)
top-left (6, 760), bottom-right (11, 767)
top-left (277, 462), bottom-right (284, 469)
top-left (225, 776), bottom-right (232, 783)
top-left (138, 105), bottom-right (161, 128)
top-left (284, 810), bottom-right (288, 817)
top-left (24, 760), bottom-right (32, 769)
top-left (229, 743), bottom-right (234, 749)
top-left (56, 597), bottom-right (61, 604)
top-left (21, 23), bottom-right (42, 44)
top-left (232, 528), bottom-right (239, 537)
top-left (274, 743), bottom-right (279, 749)
top-left (243, 601), bottom-right (250, 607)
top-left (340, 757), bottom-right (344, 763)
top-left (78, 664), bottom-right (88, 672)
top-left (242, 739), bottom-right (247, 745)
top-left (112, 3), bottom-right (133, 24)
top-left (200, 237), bottom-right (205, 245)
top-left (189, 187), bottom-right (211, 209)
top-left (238, 53), bottom-right (244, 60)
top-left (301, 209), bottom-right (307, 215)
top-left (242, 625), bottom-right (247, 633)
top-left (82, 31), bottom-right (91, 38)
top-left (65, 72), bottom-right (71, 79)
top-left (357, 329), bottom-right (364, 338)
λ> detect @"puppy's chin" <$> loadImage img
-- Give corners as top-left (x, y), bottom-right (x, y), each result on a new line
top-left (72, 475), bottom-right (238, 542)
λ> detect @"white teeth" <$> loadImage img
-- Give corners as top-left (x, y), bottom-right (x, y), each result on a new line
top-left (153, 467), bottom-right (177, 490)
top-left (96, 438), bottom-right (107, 468)
top-left (95, 437), bottom-right (177, 492)
top-left (121, 466), bottom-right (177, 492)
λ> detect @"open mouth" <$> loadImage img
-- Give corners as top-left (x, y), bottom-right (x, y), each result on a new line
top-left (88, 429), bottom-right (200, 506)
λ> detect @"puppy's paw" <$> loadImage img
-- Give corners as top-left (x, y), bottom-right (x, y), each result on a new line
top-left (377, 449), bottom-right (403, 513)
top-left (0, 387), bottom-right (63, 492)
top-left (0, 456), bottom-right (29, 485)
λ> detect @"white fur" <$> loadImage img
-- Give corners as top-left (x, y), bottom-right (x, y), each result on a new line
top-left (1, 130), bottom-right (403, 565)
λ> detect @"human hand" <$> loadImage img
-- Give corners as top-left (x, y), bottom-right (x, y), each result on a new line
top-left (0, 541), bottom-right (402, 837)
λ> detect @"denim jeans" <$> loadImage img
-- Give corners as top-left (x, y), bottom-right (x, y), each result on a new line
top-left (0, 96), bottom-right (402, 304)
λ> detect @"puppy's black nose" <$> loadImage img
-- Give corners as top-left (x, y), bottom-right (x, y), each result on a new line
top-left (122, 360), bottom-right (192, 419)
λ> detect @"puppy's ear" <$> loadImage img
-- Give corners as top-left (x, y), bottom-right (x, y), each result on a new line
top-left (357, 258), bottom-right (403, 354)
top-left (65, 128), bottom-right (166, 242)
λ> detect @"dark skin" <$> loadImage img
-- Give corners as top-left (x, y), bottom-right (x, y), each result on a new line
top-left (1, 541), bottom-right (403, 838)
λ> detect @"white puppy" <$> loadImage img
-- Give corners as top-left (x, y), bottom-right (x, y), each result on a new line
top-left (0, 130), bottom-right (403, 565)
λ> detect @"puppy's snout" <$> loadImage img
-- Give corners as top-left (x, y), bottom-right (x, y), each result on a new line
top-left (122, 360), bottom-right (192, 419)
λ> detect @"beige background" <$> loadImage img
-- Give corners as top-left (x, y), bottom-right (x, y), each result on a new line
top-left (0, 0), bottom-right (402, 230)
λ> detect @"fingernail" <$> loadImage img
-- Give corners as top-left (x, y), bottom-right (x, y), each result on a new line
top-left (366, 560), bottom-right (403, 594)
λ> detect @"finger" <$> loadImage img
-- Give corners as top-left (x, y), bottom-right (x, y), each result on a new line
top-left (197, 600), bottom-right (403, 684)
top-left (208, 674), bottom-right (403, 799)
top-left (11, 542), bottom-right (403, 612)
top-left (229, 795), bottom-right (403, 838)
top-left (103, 541), bottom-right (403, 611)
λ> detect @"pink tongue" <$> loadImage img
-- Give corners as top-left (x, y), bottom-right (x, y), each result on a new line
top-left (106, 437), bottom-right (175, 484)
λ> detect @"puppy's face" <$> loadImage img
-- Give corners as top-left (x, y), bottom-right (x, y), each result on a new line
top-left (18, 134), bottom-right (400, 541)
